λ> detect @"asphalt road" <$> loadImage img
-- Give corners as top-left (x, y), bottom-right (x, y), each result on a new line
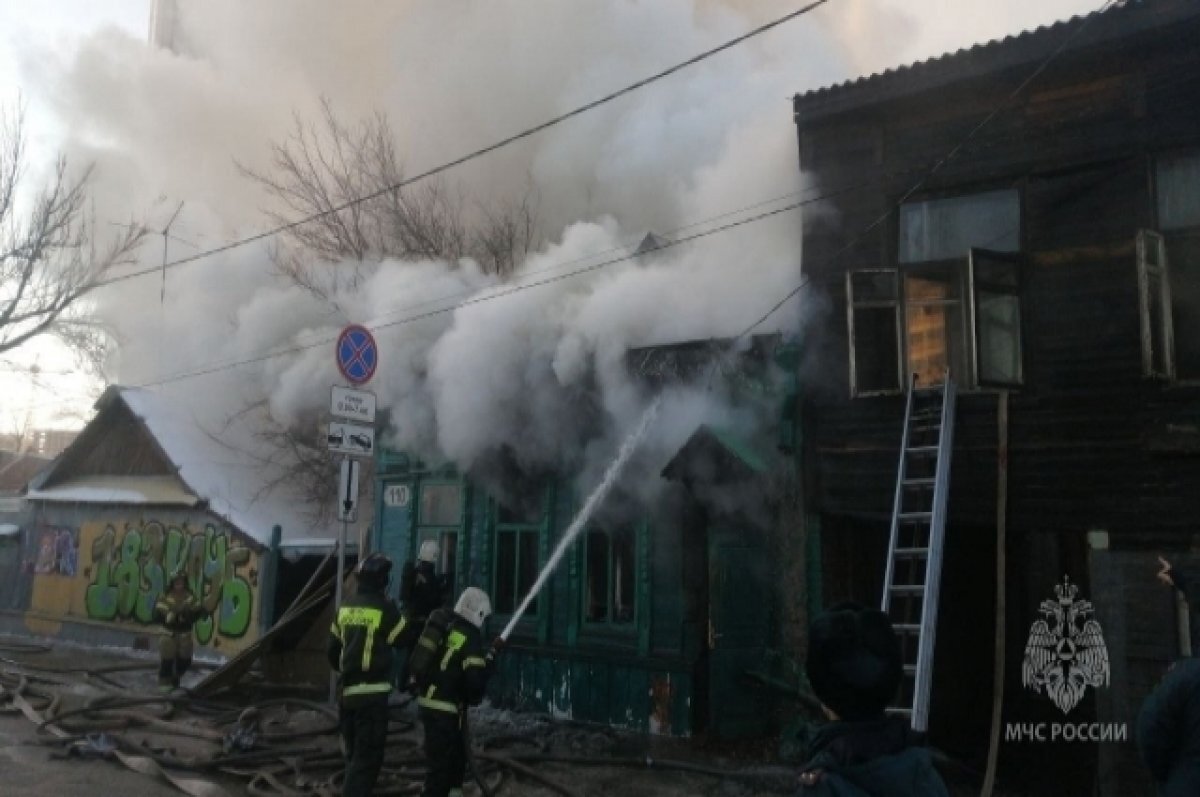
top-left (0, 712), bottom-right (178, 796)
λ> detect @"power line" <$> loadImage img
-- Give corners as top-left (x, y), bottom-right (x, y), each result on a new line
top-left (134, 189), bottom-right (833, 389)
top-left (93, 0), bottom-right (831, 290)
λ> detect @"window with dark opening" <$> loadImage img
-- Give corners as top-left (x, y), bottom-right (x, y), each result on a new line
top-left (491, 489), bottom-right (543, 617)
top-left (847, 270), bottom-right (901, 395)
top-left (493, 529), bottom-right (539, 616)
top-left (847, 189), bottom-right (1023, 395)
top-left (584, 526), bottom-right (636, 625)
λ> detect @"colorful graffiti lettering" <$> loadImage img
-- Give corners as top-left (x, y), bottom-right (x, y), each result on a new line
top-left (84, 521), bottom-right (255, 642)
top-left (33, 528), bottom-right (78, 576)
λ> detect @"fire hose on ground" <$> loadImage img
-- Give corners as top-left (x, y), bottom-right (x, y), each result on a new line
top-left (3, 639), bottom-right (804, 796)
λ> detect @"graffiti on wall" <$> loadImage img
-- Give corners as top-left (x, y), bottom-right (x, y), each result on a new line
top-left (83, 520), bottom-right (256, 643)
top-left (32, 528), bottom-right (78, 576)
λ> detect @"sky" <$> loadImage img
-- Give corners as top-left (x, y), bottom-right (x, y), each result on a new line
top-left (0, 0), bottom-right (1102, 445)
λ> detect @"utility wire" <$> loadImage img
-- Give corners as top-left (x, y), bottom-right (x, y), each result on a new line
top-left (13, 0), bottom-right (1128, 408)
top-left (134, 190), bottom-right (828, 388)
top-left (93, 0), bottom-right (831, 290)
top-left (734, 0), bottom-right (1124, 340)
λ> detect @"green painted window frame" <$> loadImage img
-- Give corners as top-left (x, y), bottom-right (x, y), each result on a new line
top-left (486, 485), bottom-right (551, 640)
top-left (575, 519), bottom-right (649, 649)
top-left (413, 477), bottom-right (469, 600)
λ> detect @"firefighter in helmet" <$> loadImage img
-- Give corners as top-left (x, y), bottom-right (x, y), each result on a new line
top-left (328, 552), bottom-right (415, 797)
top-left (402, 539), bottom-right (452, 623)
top-left (152, 570), bottom-right (211, 690)
top-left (414, 586), bottom-right (503, 797)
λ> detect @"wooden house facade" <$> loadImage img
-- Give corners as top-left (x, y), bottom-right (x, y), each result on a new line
top-left (373, 335), bottom-right (809, 738)
top-left (793, 1), bottom-right (1200, 793)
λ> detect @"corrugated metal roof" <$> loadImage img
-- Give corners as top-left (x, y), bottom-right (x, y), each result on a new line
top-left (794, 0), bottom-right (1200, 122)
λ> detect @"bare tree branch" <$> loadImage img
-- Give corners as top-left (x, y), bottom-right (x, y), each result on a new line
top-left (233, 100), bottom-right (541, 509)
top-left (239, 98), bottom-right (541, 301)
top-left (0, 102), bottom-right (149, 360)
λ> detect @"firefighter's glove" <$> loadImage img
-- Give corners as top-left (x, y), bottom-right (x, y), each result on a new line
top-left (487, 636), bottom-right (506, 663)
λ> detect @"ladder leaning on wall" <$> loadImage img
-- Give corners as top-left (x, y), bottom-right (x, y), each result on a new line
top-left (881, 372), bottom-right (957, 734)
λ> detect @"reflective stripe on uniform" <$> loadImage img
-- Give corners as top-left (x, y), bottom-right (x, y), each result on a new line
top-left (463, 656), bottom-right (487, 669)
top-left (417, 695), bottom-right (459, 714)
top-left (441, 630), bottom-right (467, 671)
top-left (337, 606), bottom-right (384, 672)
top-left (342, 681), bottom-right (392, 697)
top-left (386, 616), bottom-right (408, 644)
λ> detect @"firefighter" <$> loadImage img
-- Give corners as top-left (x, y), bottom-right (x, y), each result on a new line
top-left (152, 571), bottom-right (211, 690)
top-left (397, 540), bottom-right (451, 689)
top-left (415, 586), bottom-right (502, 797)
top-left (402, 539), bottom-right (451, 623)
top-left (328, 553), bottom-right (414, 797)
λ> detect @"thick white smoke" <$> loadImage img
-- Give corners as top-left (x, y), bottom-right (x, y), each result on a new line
top-left (13, 0), bottom-right (1101, 506)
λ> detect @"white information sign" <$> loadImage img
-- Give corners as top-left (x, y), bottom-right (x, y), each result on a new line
top-left (331, 386), bottom-right (377, 424)
top-left (327, 421), bottom-right (375, 457)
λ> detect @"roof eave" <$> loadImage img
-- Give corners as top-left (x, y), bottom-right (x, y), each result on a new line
top-left (793, 2), bottom-right (1200, 126)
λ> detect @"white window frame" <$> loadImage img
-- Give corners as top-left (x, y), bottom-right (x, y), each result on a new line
top-left (847, 251), bottom-right (1024, 397)
top-left (1137, 228), bottom-right (1175, 380)
top-left (969, 249), bottom-right (1024, 388)
top-left (846, 269), bottom-right (903, 397)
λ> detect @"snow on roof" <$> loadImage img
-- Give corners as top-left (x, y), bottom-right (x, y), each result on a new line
top-left (118, 388), bottom-right (335, 546)
top-left (26, 475), bottom-right (200, 505)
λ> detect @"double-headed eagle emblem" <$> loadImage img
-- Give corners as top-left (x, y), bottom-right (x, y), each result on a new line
top-left (1022, 576), bottom-right (1110, 714)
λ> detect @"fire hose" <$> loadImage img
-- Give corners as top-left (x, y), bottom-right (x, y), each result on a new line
top-left (3, 639), bottom-right (801, 796)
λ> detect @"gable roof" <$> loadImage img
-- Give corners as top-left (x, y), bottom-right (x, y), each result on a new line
top-left (27, 387), bottom-right (330, 546)
top-left (794, 0), bottom-right (1200, 124)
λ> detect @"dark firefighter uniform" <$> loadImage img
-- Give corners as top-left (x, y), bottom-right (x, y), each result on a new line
top-left (153, 584), bottom-right (210, 688)
top-left (328, 555), bottom-right (414, 797)
top-left (406, 559), bottom-right (449, 622)
top-left (416, 605), bottom-right (496, 797)
top-left (397, 558), bottom-right (450, 689)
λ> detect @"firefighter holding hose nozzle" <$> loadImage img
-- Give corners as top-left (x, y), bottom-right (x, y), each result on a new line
top-left (410, 586), bottom-right (504, 797)
top-left (153, 570), bottom-right (212, 691)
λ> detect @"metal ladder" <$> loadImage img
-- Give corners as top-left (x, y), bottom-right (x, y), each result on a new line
top-left (881, 373), bottom-right (956, 733)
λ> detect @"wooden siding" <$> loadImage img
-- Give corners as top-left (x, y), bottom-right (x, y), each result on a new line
top-left (796, 7), bottom-right (1200, 789)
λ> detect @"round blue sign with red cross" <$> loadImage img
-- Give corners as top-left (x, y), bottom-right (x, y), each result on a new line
top-left (336, 324), bottom-right (378, 385)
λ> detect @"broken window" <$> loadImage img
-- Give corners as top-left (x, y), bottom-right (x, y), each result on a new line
top-left (1153, 153), bottom-right (1200, 380)
top-left (847, 270), bottom-right (902, 395)
top-left (584, 525), bottom-right (637, 625)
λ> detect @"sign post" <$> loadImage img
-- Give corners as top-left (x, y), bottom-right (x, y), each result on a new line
top-left (329, 325), bottom-right (378, 704)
